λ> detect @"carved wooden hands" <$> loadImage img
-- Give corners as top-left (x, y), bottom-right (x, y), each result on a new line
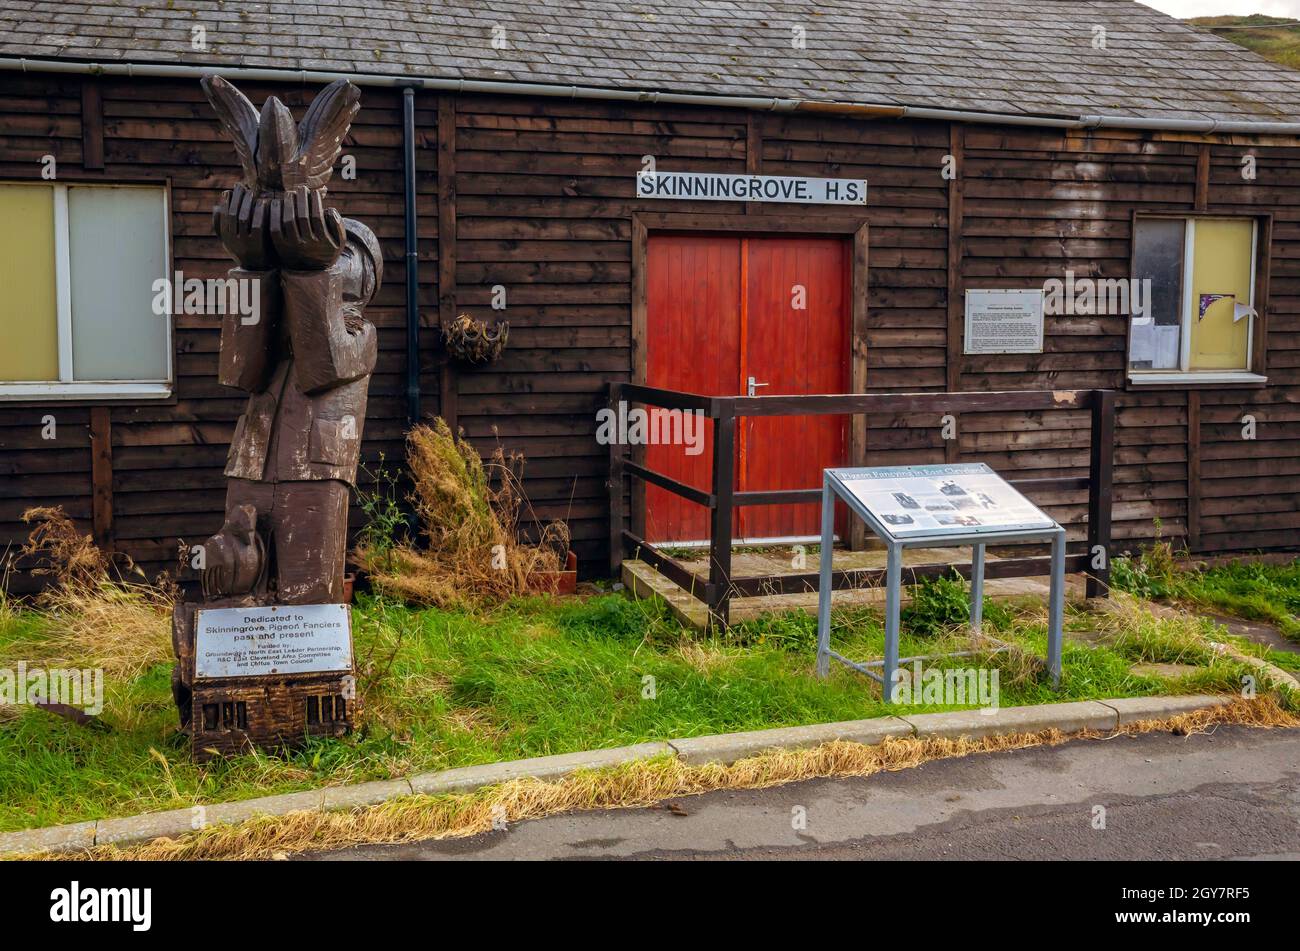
top-left (214, 182), bottom-right (344, 272)
top-left (213, 182), bottom-right (274, 271)
top-left (270, 185), bottom-right (347, 270)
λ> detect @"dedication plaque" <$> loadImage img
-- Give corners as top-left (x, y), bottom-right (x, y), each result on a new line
top-left (194, 604), bottom-right (353, 680)
top-left (830, 463), bottom-right (1056, 542)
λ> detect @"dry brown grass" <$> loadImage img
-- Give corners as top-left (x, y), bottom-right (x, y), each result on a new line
top-left (358, 419), bottom-right (569, 608)
top-left (674, 640), bottom-right (735, 674)
top-left (19, 506), bottom-right (111, 588)
top-left (29, 695), bottom-right (1293, 862)
top-left (6, 507), bottom-right (174, 680)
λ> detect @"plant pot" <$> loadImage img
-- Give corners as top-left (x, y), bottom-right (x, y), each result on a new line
top-left (531, 551), bottom-right (578, 595)
top-left (342, 572), bottom-right (356, 604)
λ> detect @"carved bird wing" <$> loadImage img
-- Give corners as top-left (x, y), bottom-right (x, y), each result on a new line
top-left (201, 75), bottom-right (260, 186)
top-left (282, 80), bottom-right (360, 191)
top-left (256, 97), bottom-right (299, 192)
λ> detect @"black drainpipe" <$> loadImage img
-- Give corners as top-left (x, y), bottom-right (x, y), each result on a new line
top-left (402, 84), bottom-right (421, 426)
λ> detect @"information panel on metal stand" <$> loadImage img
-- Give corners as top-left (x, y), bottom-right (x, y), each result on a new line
top-left (815, 463), bottom-right (1067, 701)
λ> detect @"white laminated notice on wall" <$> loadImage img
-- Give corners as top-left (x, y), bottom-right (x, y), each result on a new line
top-left (964, 289), bottom-right (1045, 354)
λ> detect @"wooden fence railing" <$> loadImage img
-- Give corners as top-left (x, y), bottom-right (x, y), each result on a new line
top-left (607, 383), bottom-right (1116, 628)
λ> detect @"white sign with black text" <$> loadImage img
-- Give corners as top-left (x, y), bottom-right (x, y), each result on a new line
top-left (194, 603), bottom-right (353, 680)
top-left (834, 463), bottom-right (1057, 541)
top-left (964, 289), bottom-right (1045, 354)
top-left (636, 170), bottom-right (867, 205)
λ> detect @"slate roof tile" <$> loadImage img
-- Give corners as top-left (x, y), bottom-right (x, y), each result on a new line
top-left (0, 0), bottom-right (1297, 122)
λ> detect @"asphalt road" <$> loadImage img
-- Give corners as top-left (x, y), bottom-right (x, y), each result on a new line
top-left (305, 724), bottom-right (1300, 861)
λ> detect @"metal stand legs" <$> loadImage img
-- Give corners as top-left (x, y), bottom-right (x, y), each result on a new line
top-left (815, 478), bottom-right (835, 679)
top-left (815, 476), bottom-right (1067, 700)
top-left (1048, 528), bottom-right (1065, 687)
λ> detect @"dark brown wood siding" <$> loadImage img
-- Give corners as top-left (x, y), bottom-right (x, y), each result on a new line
top-left (1, 72), bottom-right (1297, 588)
top-left (0, 74), bottom-right (443, 589)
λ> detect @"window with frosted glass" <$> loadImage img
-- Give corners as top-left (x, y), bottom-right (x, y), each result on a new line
top-left (68, 186), bottom-right (169, 381)
top-left (0, 182), bottom-right (170, 393)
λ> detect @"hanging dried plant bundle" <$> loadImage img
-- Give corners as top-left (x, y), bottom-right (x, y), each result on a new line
top-left (442, 312), bottom-right (509, 365)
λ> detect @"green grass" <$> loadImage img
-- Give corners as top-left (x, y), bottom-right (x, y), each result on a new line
top-left (1112, 548), bottom-right (1300, 641)
top-left (0, 580), bottom-right (1261, 833)
top-left (1191, 15), bottom-right (1300, 70)
top-left (1177, 562), bottom-right (1300, 641)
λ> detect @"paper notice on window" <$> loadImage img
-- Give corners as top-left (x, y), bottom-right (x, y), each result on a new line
top-left (1129, 319), bottom-right (1155, 364)
top-left (1153, 325), bottom-right (1181, 370)
top-left (964, 290), bottom-right (1045, 354)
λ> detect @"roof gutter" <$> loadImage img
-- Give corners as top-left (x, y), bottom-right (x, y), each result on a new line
top-left (5, 55), bottom-right (1300, 136)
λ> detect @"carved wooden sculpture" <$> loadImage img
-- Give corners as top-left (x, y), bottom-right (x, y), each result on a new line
top-left (171, 76), bottom-right (378, 760)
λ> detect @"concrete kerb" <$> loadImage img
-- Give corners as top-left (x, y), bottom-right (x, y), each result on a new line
top-left (407, 743), bottom-right (674, 796)
top-left (1097, 694), bottom-right (1234, 726)
top-left (897, 700), bottom-right (1120, 740)
top-left (0, 694), bottom-right (1233, 856)
top-left (668, 717), bottom-right (914, 765)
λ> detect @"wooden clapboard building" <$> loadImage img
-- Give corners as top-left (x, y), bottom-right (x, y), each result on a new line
top-left (1, 0), bottom-right (1300, 591)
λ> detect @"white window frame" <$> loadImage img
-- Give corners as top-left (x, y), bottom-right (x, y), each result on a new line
top-left (1128, 215), bottom-right (1265, 387)
top-left (0, 181), bottom-right (173, 401)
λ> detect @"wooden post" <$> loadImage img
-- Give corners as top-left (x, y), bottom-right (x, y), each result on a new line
top-left (89, 407), bottom-right (113, 553)
top-left (707, 404), bottom-right (736, 629)
top-left (402, 87), bottom-right (421, 425)
top-left (81, 80), bottom-right (104, 170)
top-left (608, 382), bottom-right (625, 578)
top-left (944, 124), bottom-right (965, 464)
top-left (849, 222), bottom-right (870, 551)
top-left (1187, 392), bottom-right (1201, 552)
top-left (744, 113), bottom-right (761, 215)
top-left (437, 93), bottom-right (459, 430)
top-left (629, 217), bottom-right (649, 541)
top-left (1086, 390), bottom-right (1115, 598)
top-left (1195, 145), bottom-right (1210, 212)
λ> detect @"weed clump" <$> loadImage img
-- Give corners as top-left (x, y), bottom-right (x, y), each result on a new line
top-left (1111, 523), bottom-right (1300, 641)
top-left (1110, 530), bottom-right (1180, 600)
top-left (901, 572), bottom-right (974, 637)
top-left (357, 420), bottom-right (570, 608)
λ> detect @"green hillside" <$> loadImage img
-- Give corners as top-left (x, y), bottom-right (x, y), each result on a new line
top-left (1190, 14), bottom-right (1300, 70)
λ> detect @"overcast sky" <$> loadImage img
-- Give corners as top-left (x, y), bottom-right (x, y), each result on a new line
top-left (1139, 0), bottom-right (1299, 17)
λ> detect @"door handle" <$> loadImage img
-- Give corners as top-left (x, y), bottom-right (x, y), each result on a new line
top-left (747, 376), bottom-right (769, 397)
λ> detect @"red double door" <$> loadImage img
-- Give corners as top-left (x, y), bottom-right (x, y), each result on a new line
top-left (644, 234), bottom-right (850, 543)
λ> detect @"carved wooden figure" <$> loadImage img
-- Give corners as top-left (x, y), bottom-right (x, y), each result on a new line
top-left (171, 75), bottom-right (379, 760)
